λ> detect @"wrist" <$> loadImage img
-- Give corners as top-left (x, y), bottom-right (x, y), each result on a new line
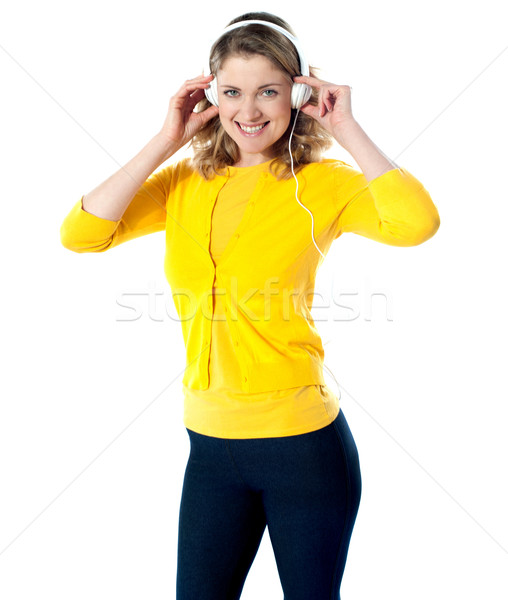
top-left (332, 117), bottom-right (361, 150)
top-left (152, 131), bottom-right (182, 162)
top-left (332, 119), bottom-right (398, 182)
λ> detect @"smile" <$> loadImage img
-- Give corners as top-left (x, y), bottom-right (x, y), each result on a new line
top-left (236, 121), bottom-right (269, 135)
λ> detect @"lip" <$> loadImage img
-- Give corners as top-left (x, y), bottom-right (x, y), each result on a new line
top-left (235, 121), bottom-right (269, 137)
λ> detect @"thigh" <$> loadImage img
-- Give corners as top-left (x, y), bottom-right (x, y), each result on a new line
top-left (176, 429), bottom-right (267, 600)
top-left (262, 410), bottom-right (362, 600)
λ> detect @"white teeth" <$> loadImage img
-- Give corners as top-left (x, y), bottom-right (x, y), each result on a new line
top-left (239, 123), bottom-right (266, 133)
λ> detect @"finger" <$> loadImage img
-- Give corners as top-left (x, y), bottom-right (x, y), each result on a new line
top-left (190, 73), bottom-right (215, 81)
top-left (181, 73), bottom-right (214, 88)
top-left (181, 74), bottom-right (214, 91)
top-left (175, 77), bottom-right (214, 99)
top-left (192, 104), bottom-right (219, 129)
top-left (299, 103), bottom-right (320, 120)
top-left (323, 88), bottom-right (334, 113)
top-left (199, 104), bottom-right (220, 123)
top-left (188, 87), bottom-right (206, 107)
top-left (293, 74), bottom-right (325, 87)
top-left (318, 88), bottom-right (328, 118)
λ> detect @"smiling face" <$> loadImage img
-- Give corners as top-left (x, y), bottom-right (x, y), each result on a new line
top-left (216, 53), bottom-right (293, 167)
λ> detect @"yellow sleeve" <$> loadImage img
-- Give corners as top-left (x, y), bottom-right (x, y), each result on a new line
top-left (334, 163), bottom-right (440, 247)
top-left (60, 164), bottom-right (174, 253)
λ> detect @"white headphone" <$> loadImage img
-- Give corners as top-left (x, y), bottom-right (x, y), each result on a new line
top-left (204, 19), bottom-right (312, 110)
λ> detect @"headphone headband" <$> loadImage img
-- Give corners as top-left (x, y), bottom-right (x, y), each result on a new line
top-left (206, 19), bottom-right (309, 77)
top-left (203, 19), bottom-right (312, 109)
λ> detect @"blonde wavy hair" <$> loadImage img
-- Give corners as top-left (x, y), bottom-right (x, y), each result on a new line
top-left (190, 12), bottom-right (333, 180)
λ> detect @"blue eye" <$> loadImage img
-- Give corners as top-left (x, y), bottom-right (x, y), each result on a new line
top-left (262, 89), bottom-right (277, 97)
top-left (224, 90), bottom-right (239, 97)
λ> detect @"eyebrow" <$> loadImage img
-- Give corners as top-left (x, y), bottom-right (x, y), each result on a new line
top-left (218, 83), bottom-right (285, 90)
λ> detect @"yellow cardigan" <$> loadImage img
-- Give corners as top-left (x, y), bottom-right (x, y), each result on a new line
top-left (60, 157), bottom-right (440, 438)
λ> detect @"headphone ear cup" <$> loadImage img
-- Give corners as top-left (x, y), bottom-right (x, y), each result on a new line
top-left (205, 77), bottom-right (219, 107)
top-left (291, 83), bottom-right (312, 109)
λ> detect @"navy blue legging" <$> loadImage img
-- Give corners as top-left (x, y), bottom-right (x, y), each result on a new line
top-left (176, 409), bottom-right (362, 600)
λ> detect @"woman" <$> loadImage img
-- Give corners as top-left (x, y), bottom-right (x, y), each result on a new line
top-left (60, 11), bottom-right (440, 600)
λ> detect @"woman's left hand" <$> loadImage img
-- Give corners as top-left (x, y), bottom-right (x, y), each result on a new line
top-left (293, 75), bottom-right (357, 146)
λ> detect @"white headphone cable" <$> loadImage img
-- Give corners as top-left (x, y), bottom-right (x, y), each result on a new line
top-left (288, 108), bottom-right (325, 260)
top-left (289, 110), bottom-right (342, 403)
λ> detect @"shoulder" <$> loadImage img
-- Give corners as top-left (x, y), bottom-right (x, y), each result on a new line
top-left (158, 156), bottom-right (195, 178)
top-left (298, 158), bottom-right (359, 182)
top-left (153, 157), bottom-right (203, 188)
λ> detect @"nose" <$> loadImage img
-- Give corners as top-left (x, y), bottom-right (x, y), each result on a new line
top-left (239, 95), bottom-right (263, 122)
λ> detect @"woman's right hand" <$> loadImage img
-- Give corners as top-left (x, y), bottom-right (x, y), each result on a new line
top-left (158, 74), bottom-right (219, 150)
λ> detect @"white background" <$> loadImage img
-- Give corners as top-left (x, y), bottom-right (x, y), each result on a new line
top-left (1, 0), bottom-right (507, 598)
